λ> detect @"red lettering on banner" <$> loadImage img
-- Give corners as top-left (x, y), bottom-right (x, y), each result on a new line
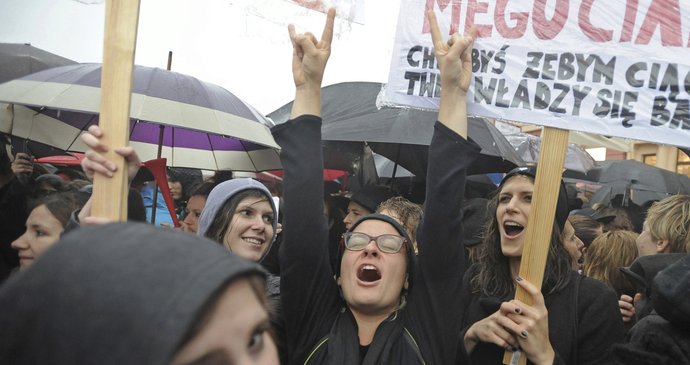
top-left (465, 0), bottom-right (493, 36)
top-left (423, 0), bottom-right (461, 34)
top-left (636, 0), bottom-right (682, 46)
top-left (494, 0), bottom-right (528, 38)
top-left (578, 0), bottom-right (612, 42)
top-left (619, 0), bottom-right (638, 42)
top-left (532, 0), bottom-right (569, 40)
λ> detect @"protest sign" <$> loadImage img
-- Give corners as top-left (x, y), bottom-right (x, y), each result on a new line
top-left (384, 0), bottom-right (690, 148)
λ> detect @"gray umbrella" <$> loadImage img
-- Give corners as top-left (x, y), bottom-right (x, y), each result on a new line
top-left (268, 82), bottom-right (523, 177)
top-left (505, 133), bottom-right (597, 174)
top-left (587, 160), bottom-right (690, 205)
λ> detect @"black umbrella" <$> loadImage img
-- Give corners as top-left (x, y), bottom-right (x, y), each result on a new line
top-left (0, 43), bottom-right (78, 157)
top-left (0, 43), bottom-right (77, 84)
top-left (586, 160), bottom-right (690, 205)
top-left (268, 82), bottom-right (523, 177)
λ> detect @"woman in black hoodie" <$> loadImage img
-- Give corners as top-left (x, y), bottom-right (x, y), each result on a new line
top-left (0, 223), bottom-right (279, 365)
top-left (274, 9), bottom-right (479, 365)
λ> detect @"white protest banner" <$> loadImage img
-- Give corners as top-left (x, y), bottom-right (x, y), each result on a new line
top-left (286, 0), bottom-right (365, 24)
top-left (383, 0), bottom-right (690, 149)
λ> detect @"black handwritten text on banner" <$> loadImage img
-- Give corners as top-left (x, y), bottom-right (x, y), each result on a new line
top-left (383, 0), bottom-right (690, 148)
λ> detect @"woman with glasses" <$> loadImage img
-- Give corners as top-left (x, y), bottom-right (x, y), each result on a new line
top-left (273, 9), bottom-right (479, 364)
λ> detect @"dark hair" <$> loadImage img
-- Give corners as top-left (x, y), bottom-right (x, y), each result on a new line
top-left (127, 188), bottom-right (147, 222)
top-left (470, 174), bottom-right (573, 297)
top-left (189, 181), bottom-right (215, 198)
top-left (568, 214), bottom-right (602, 248)
top-left (204, 189), bottom-right (269, 245)
top-left (30, 191), bottom-right (81, 227)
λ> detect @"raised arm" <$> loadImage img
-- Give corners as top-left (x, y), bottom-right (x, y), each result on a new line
top-left (273, 9), bottom-right (340, 363)
top-left (288, 8), bottom-right (334, 119)
top-left (428, 10), bottom-right (474, 138)
top-left (407, 11), bottom-right (481, 364)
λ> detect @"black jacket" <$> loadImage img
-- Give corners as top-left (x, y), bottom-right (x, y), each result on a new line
top-left (273, 115), bottom-right (479, 365)
top-left (458, 269), bottom-right (624, 365)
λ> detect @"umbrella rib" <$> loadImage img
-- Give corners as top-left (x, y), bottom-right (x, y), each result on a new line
top-left (240, 139), bottom-right (258, 172)
top-left (207, 133), bottom-right (220, 171)
top-left (67, 113), bottom-right (99, 151)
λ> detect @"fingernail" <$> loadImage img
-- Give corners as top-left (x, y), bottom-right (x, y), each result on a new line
top-left (514, 307), bottom-right (521, 314)
top-left (516, 276), bottom-right (523, 282)
top-left (520, 330), bottom-right (528, 338)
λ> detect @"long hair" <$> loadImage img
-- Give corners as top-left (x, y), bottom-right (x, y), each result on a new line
top-left (204, 189), bottom-right (269, 249)
top-left (583, 230), bottom-right (639, 297)
top-left (470, 177), bottom-right (573, 298)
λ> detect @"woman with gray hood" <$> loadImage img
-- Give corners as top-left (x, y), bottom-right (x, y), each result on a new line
top-left (197, 177), bottom-right (278, 263)
top-left (0, 222), bottom-right (278, 365)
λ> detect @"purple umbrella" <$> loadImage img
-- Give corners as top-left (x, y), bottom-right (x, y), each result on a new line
top-left (0, 63), bottom-right (280, 171)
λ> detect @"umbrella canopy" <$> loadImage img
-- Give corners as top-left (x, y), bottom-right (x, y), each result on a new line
top-left (0, 43), bottom-right (77, 84)
top-left (505, 133), bottom-right (598, 174)
top-left (268, 82), bottom-right (523, 177)
top-left (0, 63), bottom-right (280, 172)
top-left (586, 160), bottom-right (690, 205)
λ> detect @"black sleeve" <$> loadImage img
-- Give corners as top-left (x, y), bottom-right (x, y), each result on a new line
top-left (271, 115), bottom-right (340, 362)
top-left (405, 122), bottom-right (481, 365)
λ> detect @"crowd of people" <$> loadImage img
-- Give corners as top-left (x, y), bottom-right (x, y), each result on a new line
top-left (1, 8), bottom-right (689, 365)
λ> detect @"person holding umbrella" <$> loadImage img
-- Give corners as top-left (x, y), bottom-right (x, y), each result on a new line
top-left (273, 8), bottom-right (479, 365)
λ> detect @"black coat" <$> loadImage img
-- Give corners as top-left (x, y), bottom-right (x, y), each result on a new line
top-left (457, 269), bottom-right (625, 365)
top-left (273, 115), bottom-right (480, 365)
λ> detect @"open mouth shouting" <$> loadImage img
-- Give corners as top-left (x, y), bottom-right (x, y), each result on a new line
top-left (503, 221), bottom-right (525, 239)
top-left (357, 264), bottom-right (382, 284)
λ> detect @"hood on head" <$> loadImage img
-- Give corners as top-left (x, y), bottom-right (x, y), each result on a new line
top-left (0, 222), bottom-right (266, 365)
top-left (197, 178), bottom-right (278, 260)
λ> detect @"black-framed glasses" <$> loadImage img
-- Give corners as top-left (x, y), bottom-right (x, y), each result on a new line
top-left (342, 232), bottom-right (407, 254)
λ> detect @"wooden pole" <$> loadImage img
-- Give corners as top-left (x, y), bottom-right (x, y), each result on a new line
top-left (91, 0), bottom-right (141, 221)
top-left (503, 127), bottom-right (569, 365)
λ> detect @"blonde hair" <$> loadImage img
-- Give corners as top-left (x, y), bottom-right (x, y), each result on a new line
top-left (584, 230), bottom-right (639, 296)
top-left (646, 195), bottom-right (690, 253)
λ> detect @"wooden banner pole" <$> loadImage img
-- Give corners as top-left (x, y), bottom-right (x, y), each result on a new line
top-left (503, 127), bottom-right (569, 365)
top-left (91, 0), bottom-right (141, 221)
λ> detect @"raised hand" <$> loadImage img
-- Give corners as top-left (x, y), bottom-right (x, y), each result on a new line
top-left (288, 8), bottom-right (335, 119)
top-left (80, 125), bottom-right (141, 182)
top-left (426, 10), bottom-right (475, 138)
top-left (11, 152), bottom-right (34, 176)
top-left (427, 10), bottom-right (475, 95)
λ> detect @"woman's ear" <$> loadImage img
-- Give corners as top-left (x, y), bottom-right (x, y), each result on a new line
top-left (336, 275), bottom-right (341, 286)
top-left (403, 274), bottom-right (409, 290)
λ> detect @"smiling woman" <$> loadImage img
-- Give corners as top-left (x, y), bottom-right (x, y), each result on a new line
top-left (197, 178), bottom-right (277, 263)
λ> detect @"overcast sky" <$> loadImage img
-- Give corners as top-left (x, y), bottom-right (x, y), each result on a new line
top-left (0, 0), bottom-right (401, 114)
